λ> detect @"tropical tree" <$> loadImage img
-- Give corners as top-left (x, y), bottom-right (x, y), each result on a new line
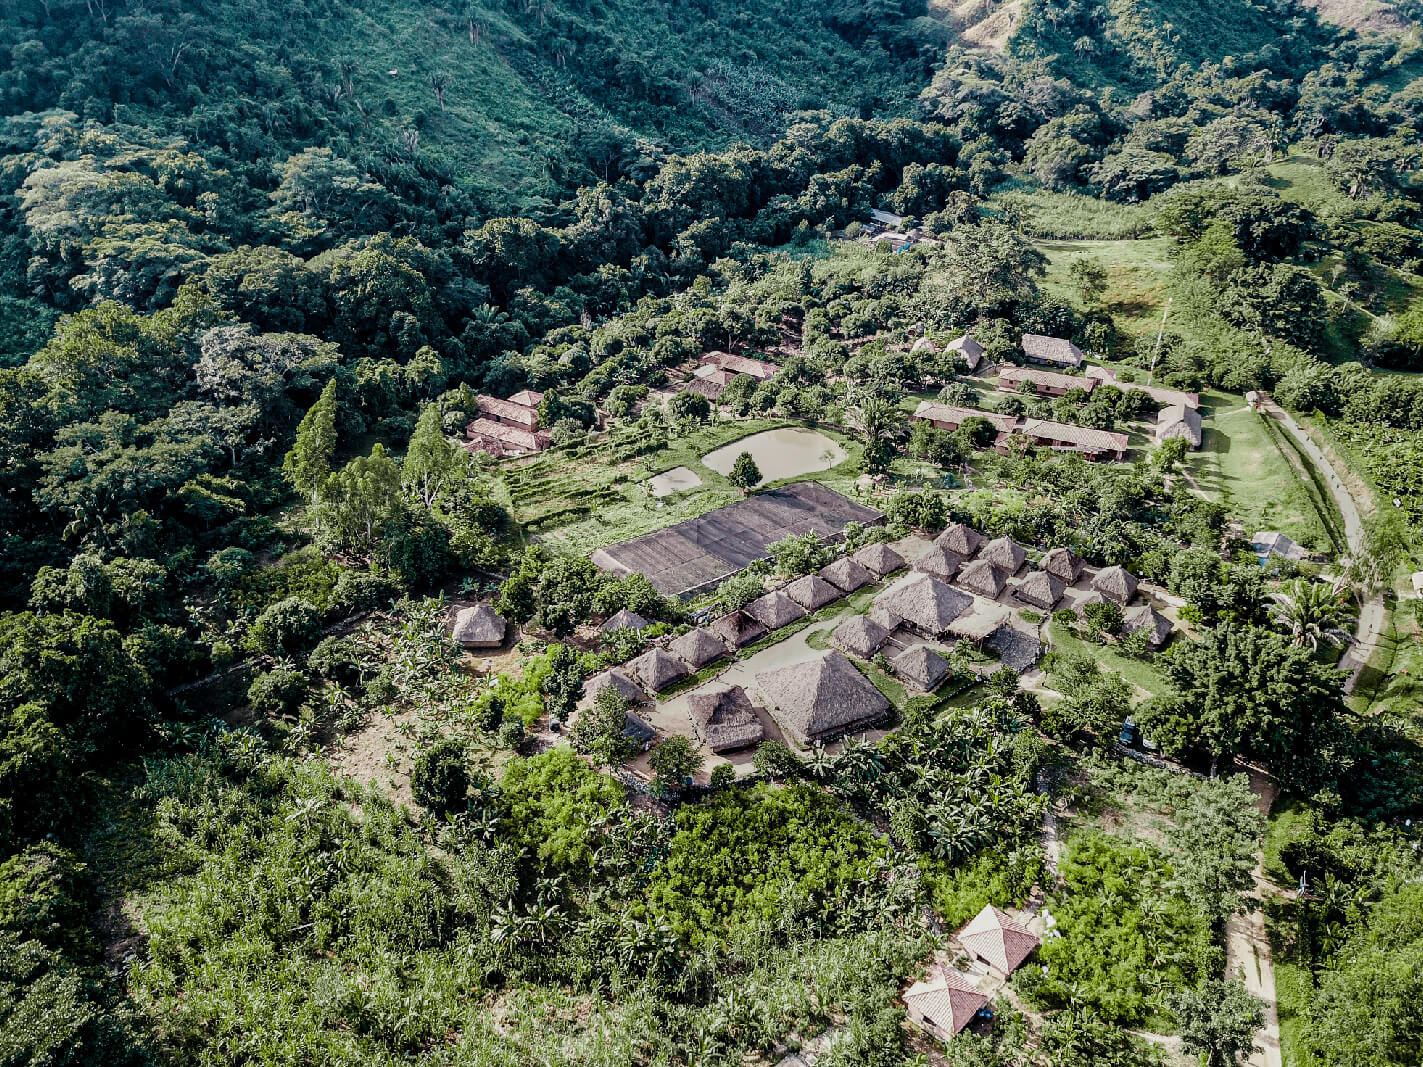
top-left (282, 378), bottom-right (339, 502)
top-left (847, 389), bottom-right (902, 474)
top-left (728, 451), bottom-right (761, 493)
top-left (1167, 979), bottom-right (1263, 1067)
top-left (1269, 578), bottom-right (1351, 650)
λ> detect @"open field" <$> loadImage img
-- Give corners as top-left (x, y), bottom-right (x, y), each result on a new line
top-left (1036, 236), bottom-right (1175, 339)
top-left (1187, 393), bottom-right (1334, 551)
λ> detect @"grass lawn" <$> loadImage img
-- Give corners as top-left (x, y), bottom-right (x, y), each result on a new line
top-left (1188, 392), bottom-right (1333, 552)
top-left (1035, 236), bottom-right (1175, 339)
top-left (1347, 588), bottom-right (1423, 725)
top-left (989, 187), bottom-right (1157, 240)
top-left (1046, 619), bottom-right (1171, 700)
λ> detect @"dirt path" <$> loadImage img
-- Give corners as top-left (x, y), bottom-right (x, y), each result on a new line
top-left (1226, 769), bottom-right (1282, 1067)
top-left (1261, 401), bottom-right (1386, 693)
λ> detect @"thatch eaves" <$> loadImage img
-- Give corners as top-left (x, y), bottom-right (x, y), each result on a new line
top-left (755, 650), bottom-right (890, 745)
top-left (669, 627), bottom-right (727, 669)
top-left (451, 603), bottom-right (506, 647)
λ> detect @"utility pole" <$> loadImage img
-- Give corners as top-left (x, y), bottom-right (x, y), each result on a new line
top-left (1149, 297), bottom-right (1172, 385)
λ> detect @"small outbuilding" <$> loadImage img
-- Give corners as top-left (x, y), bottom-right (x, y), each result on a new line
top-left (832, 614), bottom-right (892, 658)
top-left (628, 647), bottom-right (690, 693)
top-left (957, 905), bottom-right (1041, 977)
top-left (985, 625), bottom-right (1042, 672)
top-left (915, 545), bottom-right (964, 582)
top-left (451, 603), bottom-right (507, 648)
top-left (903, 967), bottom-right (990, 1042)
top-left (1252, 531), bottom-right (1309, 562)
top-left (957, 559), bottom-right (1007, 599)
top-left (1013, 570), bottom-right (1066, 611)
top-left (820, 556), bottom-right (874, 593)
top-left (893, 646), bottom-right (951, 692)
top-left (1122, 604), bottom-right (1173, 649)
top-left (979, 536), bottom-right (1028, 576)
top-left (1092, 565), bottom-right (1139, 605)
top-left (853, 541), bottom-right (907, 578)
top-left (755, 650), bottom-right (891, 746)
top-left (936, 523), bottom-right (984, 558)
top-left (686, 685), bottom-right (765, 753)
top-left (602, 608), bottom-right (652, 633)
top-left (745, 590), bottom-right (809, 630)
top-left (949, 606), bottom-right (1009, 646)
top-left (946, 334), bottom-right (985, 372)
top-left (669, 627), bottom-right (728, 670)
top-left (1040, 546), bottom-right (1085, 584)
top-left (784, 574), bottom-right (841, 612)
top-left (1156, 404), bottom-right (1203, 449)
top-left (582, 669), bottom-right (645, 709)
top-left (708, 610), bottom-right (768, 649)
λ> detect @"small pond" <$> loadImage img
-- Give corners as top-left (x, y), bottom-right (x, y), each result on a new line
top-left (701, 427), bottom-right (847, 484)
top-left (646, 466), bottom-right (703, 497)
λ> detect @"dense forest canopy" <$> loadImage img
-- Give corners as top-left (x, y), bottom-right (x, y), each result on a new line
top-left (1, 0), bottom-right (1422, 1064)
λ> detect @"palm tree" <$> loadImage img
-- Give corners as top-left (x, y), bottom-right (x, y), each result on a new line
top-left (1269, 578), bottom-right (1352, 650)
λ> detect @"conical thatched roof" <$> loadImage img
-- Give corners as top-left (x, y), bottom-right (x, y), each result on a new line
top-left (628, 647), bottom-right (689, 692)
top-left (832, 614), bottom-right (891, 658)
top-left (745, 589), bottom-right (808, 630)
top-left (686, 685), bottom-right (765, 752)
top-left (755, 651), bottom-right (890, 745)
top-left (582, 669), bottom-right (645, 708)
top-left (623, 709), bottom-right (657, 744)
top-left (935, 523), bottom-right (984, 558)
top-left (708, 610), bottom-right (767, 649)
top-left (915, 545), bottom-right (964, 581)
top-left (910, 336), bottom-right (938, 354)
top-left (602, 608), bottom-right (651, 633)
top-left (1092, 565), bottom-right (1138, 605)
top-left (958, 905), bottom-right (1040, 975)
top-left (853, 542), bottom-right (906, 578)
top-left (784, 574), bottom-right (840, 611)
top-left (875, 573), bottom-right (973, 636)
top-left (1040, 547), bottom-right (1085, 583)
top-left (669, 627), bottom-right (727, 669)
top-left (1123, 604), bottom-right (1172, 648)
top-left (893, 646), bottom-right (950, 692)
top-left (820, 556), bottom-right (873, 593)
top-left (979, 536), bottom-right (1027, 575)
top-left (957, 559), bottom-right (1007, 599)
top-left (451, 603), bottom-right (506, 647)
top-left (1013, 570), bottom-right (1066, 611)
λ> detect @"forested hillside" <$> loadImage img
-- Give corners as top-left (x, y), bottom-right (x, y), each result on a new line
top-left (2, 0), bottom-right (1423, 1065)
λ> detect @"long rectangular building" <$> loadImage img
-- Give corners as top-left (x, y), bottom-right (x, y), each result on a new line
top-left (590, 482), bottom-right (882, 598)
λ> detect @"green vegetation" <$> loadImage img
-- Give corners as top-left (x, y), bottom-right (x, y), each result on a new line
top-left (3, 0), bottom-right (1423, 1063)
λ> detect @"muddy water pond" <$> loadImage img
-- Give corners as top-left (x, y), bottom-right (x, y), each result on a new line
top-left (646, 466), bottom-right (703, 497)
top-left (701, 427), bottom-right (847, 484)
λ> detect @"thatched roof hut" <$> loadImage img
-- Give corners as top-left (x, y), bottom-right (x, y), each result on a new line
top-left (853, 542), bottom-right (906, 578)
top-left (602, 608), bottom-right (652, 633)
top-left (708, 610), bottom-right (767, 649)
top-left (948, 605), bottom-right (1009, 644)
top-left (946, 334), bottom-right (985, 372)
top-left (1072, 590), bottom-right (1105, 621)
top-left (957, 559), bottom-right (1007, 599)
top-left (1092, 565), bottom-right (1138, 605)
top-left (451, 603), bottom-right (506, 648)
top-left (755, 650), bottom-right (891, 746)
top-left (935, 523), bottom-right (983, 558)
top-left (893, 646), bottom-right (950, 692)
top-left (628, 647), bottom-right (689, 692)
top-left (686, 685), bottom-right (765, 752)
top-left (1013, 570), bottom-right (1066, 611)
top-left (875, 573), bottom-right (973, 636)
top-left (985, 626), bottom-right (1042, 672)
top-left (745, 590), bottom-right (808, 630)
top-left (623, 709), bottom-right (657, 746)
top-left (1122, 605), bottom-right (1172, 648)
top-left (958, 905), bottom-right (1040, 975)
top-left (978, 536), bottom-right (1027, 575)
top-left (1040, 546), bottom-right (1085, 584)
top-left (784, 574), bottom-right (840, 612)
top-left (669, 627), bottom-right (727, 669)
top-left (915, 545), bottom-right (964, 582)
top-left (820, 557), bottom-right (873, 593)
top-left (832, 614), bottom-right (891, 658)
top-left (581, 669), bottom-right (645, 708)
